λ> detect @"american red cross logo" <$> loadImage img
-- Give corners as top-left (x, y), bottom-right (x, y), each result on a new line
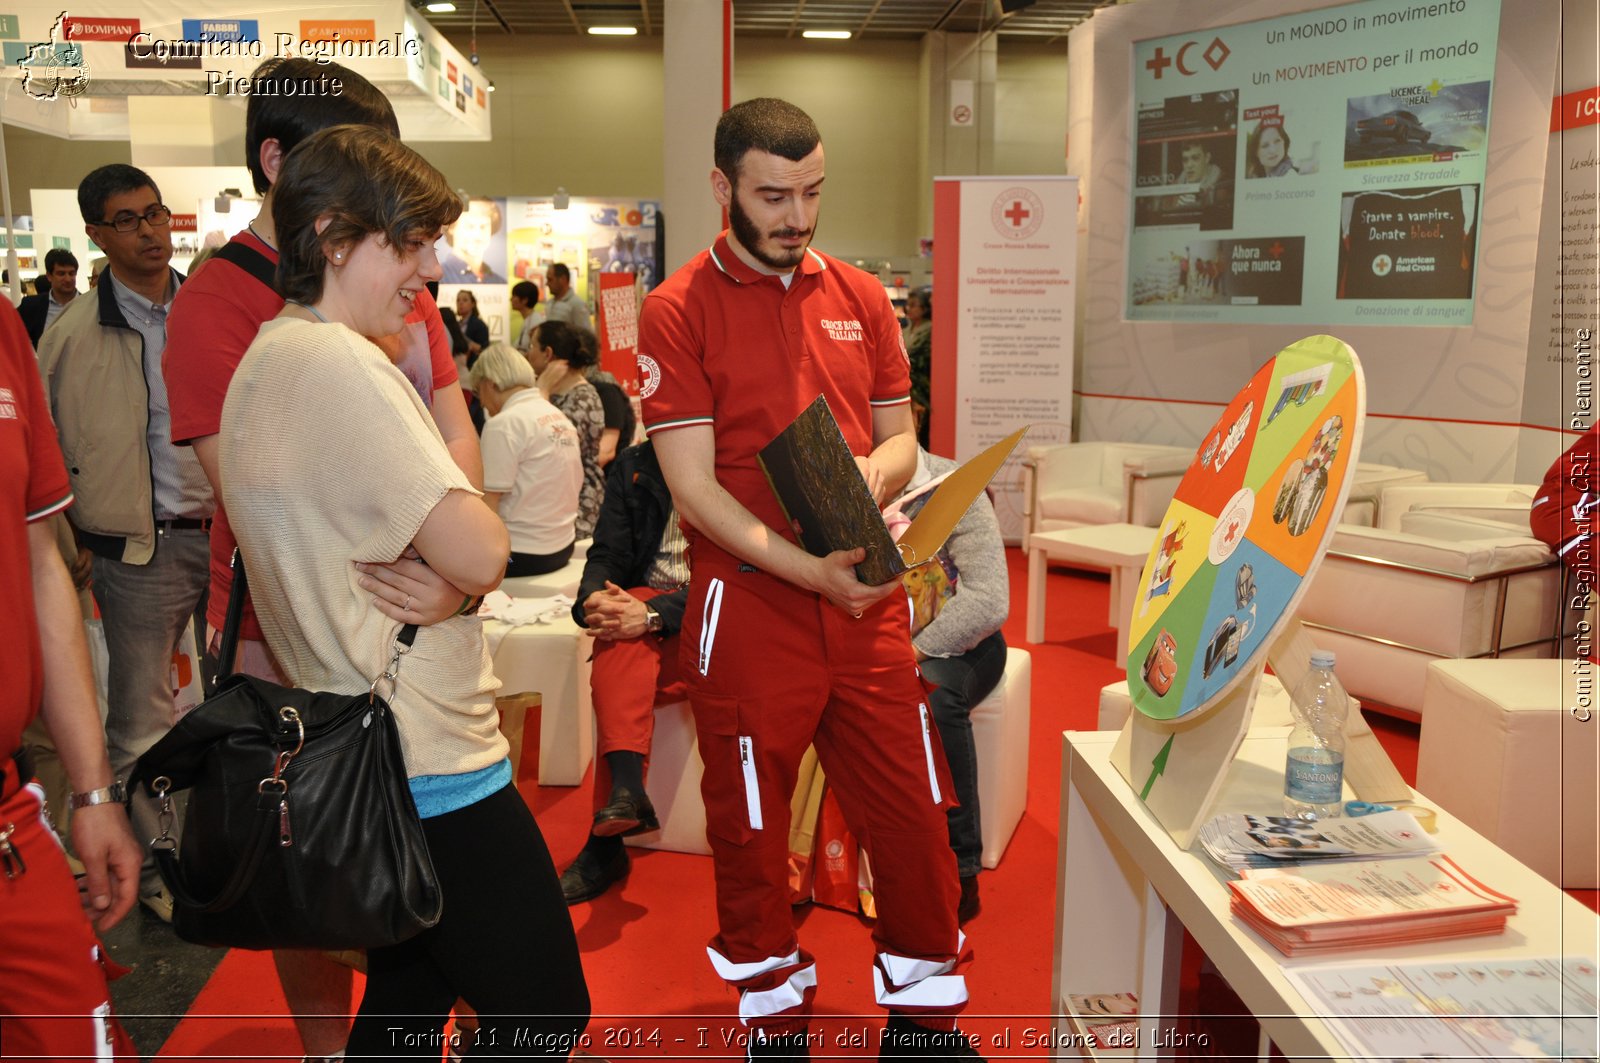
top-left (1004, 201), bottom-right (1031, 228)
top-left (1145, 47), bottom-right (1172, 78)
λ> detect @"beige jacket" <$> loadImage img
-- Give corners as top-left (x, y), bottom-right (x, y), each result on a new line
top-left (36, 275), bottom-right (176, 564)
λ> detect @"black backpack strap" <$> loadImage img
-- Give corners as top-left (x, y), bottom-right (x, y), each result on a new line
top-left (214, 240), bottom-right (279, 294)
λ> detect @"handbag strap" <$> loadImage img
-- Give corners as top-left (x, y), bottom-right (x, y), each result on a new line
top-left (214, 548), bottom-right (249, 687)
top-left (216, 551), bottom-right (420, 688)
top-left (153, 809), bottom-right (277, 914)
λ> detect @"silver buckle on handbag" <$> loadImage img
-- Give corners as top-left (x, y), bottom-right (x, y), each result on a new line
top-left (150, 776), bottom-right (177, 853)
top-left (258, 708), bottom-right (304, 848)
top-left (368, 635), bottom-right (413, 705)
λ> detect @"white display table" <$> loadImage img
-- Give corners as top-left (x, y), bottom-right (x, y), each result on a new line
top-left (1052, 730), bottom-right (1598, 1061)
top-left (483, 615), bottom-right (593, 785)
top-left (1026, 523), bottom-right (1157, 654)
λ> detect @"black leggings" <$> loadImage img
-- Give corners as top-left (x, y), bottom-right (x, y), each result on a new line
top-left (505, 543), bottom-right (575, 577)
top-left (346, 784), bottom-right (590, 1058)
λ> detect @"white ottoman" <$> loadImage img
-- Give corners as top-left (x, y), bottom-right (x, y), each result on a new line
top-left (1096, 673), bottom-right (1297, 732)
top-left (1418, 659), bottom-right (1599, 889)
top-left (629, 646), bottom-right (1034, 869)
top-left (974, 647), bottom-right (1032, 869)
top-left (625, 700), bottom-right (711, 856)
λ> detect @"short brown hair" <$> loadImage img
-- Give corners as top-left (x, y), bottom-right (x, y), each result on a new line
top-left (714, 98), bottom-right (820, 185)
top-left (273, 125), bottom-right (461, 305)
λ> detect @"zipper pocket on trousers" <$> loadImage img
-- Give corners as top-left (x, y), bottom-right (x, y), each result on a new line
top-left (738, 736), bottom-right (764, 830)
top-left (918, 704), bottom-right (943, 805)
top-left (699, 577), bottom-right (725, 676)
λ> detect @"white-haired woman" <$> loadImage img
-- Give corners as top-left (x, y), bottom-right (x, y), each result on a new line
top-left (469, 341), bottom-right (584, 576)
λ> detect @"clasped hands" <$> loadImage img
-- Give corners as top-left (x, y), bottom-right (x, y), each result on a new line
top-left (581, 581), bottom-right (649, 641)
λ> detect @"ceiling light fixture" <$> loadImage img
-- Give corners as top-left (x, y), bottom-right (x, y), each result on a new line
top-left (424, 2), bottom-right (455, 12)
top-left (802, 29), bottom-right (851, 40)
top-left (587, 26), bottom-right (638, 36)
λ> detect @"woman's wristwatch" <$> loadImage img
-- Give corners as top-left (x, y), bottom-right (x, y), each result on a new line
top-left (68, 782), bottom-right (126, 809)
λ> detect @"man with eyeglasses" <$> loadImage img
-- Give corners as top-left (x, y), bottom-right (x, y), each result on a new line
top-left (36, 164), bottom-right (212, 923)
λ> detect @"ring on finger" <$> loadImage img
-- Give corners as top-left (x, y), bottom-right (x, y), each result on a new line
top-left (404, 594), bottom-right (414, 612)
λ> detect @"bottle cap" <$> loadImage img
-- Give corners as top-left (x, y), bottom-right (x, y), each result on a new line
top-left (1310, 650), bottom-right (1337, 668)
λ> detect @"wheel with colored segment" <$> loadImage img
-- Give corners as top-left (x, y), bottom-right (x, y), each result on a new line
top-left (1124, 335), bottom-right (1366, 722)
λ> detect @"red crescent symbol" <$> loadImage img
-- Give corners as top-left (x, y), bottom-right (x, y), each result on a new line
top-left (1176, 41), bottom-right (1198, 76)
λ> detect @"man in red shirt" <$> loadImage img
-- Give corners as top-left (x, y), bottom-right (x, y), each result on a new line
top-left (162, 58), bottom-right (482, 1062)
top-left (0, 300), bottom-right (141, 1058)
top-left (639, 98), bottom-right (975, 1059)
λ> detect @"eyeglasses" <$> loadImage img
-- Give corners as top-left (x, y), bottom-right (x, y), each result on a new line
top-left (95, 205), bottom-right (172, 233)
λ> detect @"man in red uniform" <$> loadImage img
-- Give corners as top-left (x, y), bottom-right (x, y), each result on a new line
top-left (639, 98), bottom-right (976, 1060)
top-left (162, 58), bottom-right (482, 1062)
top-left (0, 300), bottom-right (141, 1058)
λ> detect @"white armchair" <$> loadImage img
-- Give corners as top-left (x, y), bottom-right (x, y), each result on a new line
top-left (1294, 511), bottom-right (1565, 716)
top-left (1374, 482), bottom-right (1537, 534)
top-left (1340, 463), bottom-right (1430, 526)
top-left (1021, 441), bottom-right (1191, 548)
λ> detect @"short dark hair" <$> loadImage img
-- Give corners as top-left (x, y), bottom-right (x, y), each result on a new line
top-left (77, 164), bottom-right (161, 225)
top-left (44, 248), bottom-right (78, 273)
top-left (32, 276), bottom-right (48, 295)
top-left (272, 125), bottom-right (461, 305)
top-left (908, 286), bottom-right (932, 315)
top-left (534, 319), bottom-right (594, 369)
top-left (511, 280), bottom-right (540, 305)
top-left (245, 58), bottom-right (398, 195)
top-left (715, 98), bottom-right (821, 185)
top-left (546, 262), bottom-right (570, 282)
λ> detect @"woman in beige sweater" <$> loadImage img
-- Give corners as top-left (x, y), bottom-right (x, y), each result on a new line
top-left (219, 125), bottom-right (588, 1055)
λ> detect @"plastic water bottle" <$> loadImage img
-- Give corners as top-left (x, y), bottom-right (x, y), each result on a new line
top-left (1283, 650), bottom-right (1348, 820)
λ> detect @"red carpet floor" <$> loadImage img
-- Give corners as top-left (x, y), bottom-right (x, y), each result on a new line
top-left (150, 549), bottom-right (1595, 1059)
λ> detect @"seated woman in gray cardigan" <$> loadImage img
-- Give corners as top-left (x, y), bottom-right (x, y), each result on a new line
top-left (890, 448), bottom-right (1009, 925)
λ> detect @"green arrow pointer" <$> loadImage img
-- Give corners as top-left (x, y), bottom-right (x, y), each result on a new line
top-left (1140, 735), bottom-right (1175, 800)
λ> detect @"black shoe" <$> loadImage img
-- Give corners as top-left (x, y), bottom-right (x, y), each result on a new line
top-left (958, 875), bottom-right (980, 925)
top-left (880, 1017), bottom-right (983, 1061)
top-left (558, 846), bottom-right (629, 904)
top-left (748, 1029), bottom-right (812, 1061)
top-left (592, 786), bottom-right (659, 838)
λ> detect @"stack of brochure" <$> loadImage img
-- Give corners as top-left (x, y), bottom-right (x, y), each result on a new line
top-left (1198, 809), bottom-right (1441, 873)
top-left (1227, 855), bottom-right (1517, 956)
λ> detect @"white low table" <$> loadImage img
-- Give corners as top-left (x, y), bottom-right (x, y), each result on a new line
top-left (1026, 523), bottom-right (1157, 655)
top-left (483, 615), bottom-right (594, 785)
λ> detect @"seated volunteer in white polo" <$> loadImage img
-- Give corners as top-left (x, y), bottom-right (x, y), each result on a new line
top-left (468, 341), bottom-right (585, 577)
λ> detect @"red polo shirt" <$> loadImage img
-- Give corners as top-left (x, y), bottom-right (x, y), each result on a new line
top-left (0, 300), bottom-right (73, 754)
top-left (638, 232), bottom-right (909, 561)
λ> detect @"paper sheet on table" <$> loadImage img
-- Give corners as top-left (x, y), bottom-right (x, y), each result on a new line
top-left (1287, 956), bottom-right (1598, 1061)
top-left (479, 591), bottom-right (575, 655)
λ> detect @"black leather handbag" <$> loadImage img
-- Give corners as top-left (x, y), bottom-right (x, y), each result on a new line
top-left (127, 552), bottom-right (442, 951)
